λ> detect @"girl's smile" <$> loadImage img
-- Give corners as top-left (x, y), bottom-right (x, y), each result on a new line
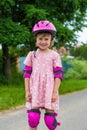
top-left (36, 33), bottom-right (52, 51)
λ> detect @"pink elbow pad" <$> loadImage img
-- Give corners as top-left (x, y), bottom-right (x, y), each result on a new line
top-left (23, 65), bottom-right (32, 78)
top-left (53, 67), bottom-right (64, 80)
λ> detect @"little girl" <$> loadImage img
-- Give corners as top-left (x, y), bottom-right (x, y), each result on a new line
top-left (23, 20), bottom-right (64, 130)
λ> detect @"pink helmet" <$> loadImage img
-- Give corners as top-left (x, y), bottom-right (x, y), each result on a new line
top-left (32, 20), bottom-right (57, 37)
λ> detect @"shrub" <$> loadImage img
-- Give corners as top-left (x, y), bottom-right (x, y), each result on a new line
top-left (63, 58), bottom-right (87, 80)
top-left (0, 72), bottom-right (23, 86)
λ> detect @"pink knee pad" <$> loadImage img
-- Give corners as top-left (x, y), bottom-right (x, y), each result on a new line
top-left (27, 109), bottom-right (41, 128)
top-left (44, 112), bottom-right (60, 130)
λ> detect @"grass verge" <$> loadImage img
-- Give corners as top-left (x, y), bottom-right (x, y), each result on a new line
top-left (0, 80), bottom-right (87, 111)
top-left (59, 79), bottom-right (87, 94)
top-left (0, 85), bottom-right (25, 111)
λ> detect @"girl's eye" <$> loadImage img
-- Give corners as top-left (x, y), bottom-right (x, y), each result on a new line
top-left (39, 38), bottom-right (42, 40)
top-left (45, 38), bottom-right (48, 41)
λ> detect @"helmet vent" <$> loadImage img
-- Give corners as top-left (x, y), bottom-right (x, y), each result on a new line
top-left (46, 23), bottom-right (50, 26)
top-left (41, 21), bottom-right (44, 24)
top-left (37, 24), bottom-right (39, 27)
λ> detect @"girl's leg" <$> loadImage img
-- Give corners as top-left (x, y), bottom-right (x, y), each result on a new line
top-left (55, 127), bottom-right (58, 130)
top-left (45, 109), bottom-right (58, 130)
top-left (29, 126), bottom-right (37, 130)
top-left (45, 109), bottom-right (54, 113)
top-left (27, 108), bottom-right (41, 130)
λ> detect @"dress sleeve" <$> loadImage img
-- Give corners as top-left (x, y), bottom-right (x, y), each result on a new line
top-left (23, 52), bottom-right (33, 78)
top-left (24, 51), bottom-right (32, 66)
top-left (53, 52), bottom-right (64, 80)
top-left (53, 52), bottom-right (62, 68)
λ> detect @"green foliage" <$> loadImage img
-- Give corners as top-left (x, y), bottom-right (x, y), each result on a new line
top-left (53, 21), bottom-right (76, 46)
top-left (0, 18), bottom-right (30, 45)
top-left (0, 0), bottom-right (15, 21)
top-left (71, 44), bottom-right (87, 60)
top-left (31, 0), bottom-right (87, 28)
top-left (0, 0), bottom-right (15, 6)
top-left (64, 59), bottom-right (87, 79)
top-left (0, 71), bottom-right (24, 86)
top-left (24, 5), bottom-right (48, 26)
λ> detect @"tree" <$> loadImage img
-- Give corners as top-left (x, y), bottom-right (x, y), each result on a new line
top-left (0, 1), bottom-right (30, 78)
top-left (24, 0), bottom-right (87, 46)
top-left (0, 0), bottom-right (47, 78)
top-left (71, 44), bottom-right (87, 60)
top-left (0, 0), bottom-right (87, 78)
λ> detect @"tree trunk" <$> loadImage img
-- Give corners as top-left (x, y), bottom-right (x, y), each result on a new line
top-left (2, 43), bottom-right (11, 79)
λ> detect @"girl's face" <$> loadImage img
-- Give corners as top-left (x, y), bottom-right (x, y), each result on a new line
top-left (36, 33), bottom-right (52, 51)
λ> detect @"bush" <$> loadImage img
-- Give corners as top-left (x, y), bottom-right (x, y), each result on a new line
top-left (0, 72), bottom-right (24, 86)
top-left (63, 58), bottom-right (87, 80)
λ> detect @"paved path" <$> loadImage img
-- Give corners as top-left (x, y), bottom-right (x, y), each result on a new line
top-left (0, 89), bottom-right (87, 130)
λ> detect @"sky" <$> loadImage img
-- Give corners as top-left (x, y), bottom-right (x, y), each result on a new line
top-left (77, 27), bottom-right (87, 44)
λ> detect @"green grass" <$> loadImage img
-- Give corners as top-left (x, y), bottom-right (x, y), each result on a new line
top-left (0, 80), bottom-right (87, 111)
top-left (59, 79), bottom-right (87, 95)
top-left (0, 85), bottom-right (25, 111)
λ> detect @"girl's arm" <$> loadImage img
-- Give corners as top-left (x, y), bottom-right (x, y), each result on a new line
top-left (24, 78), bottom-right (30, 93)
top-left (52, 66), bottom-right (64, 102)
top-left (53, 78), bottom-right (61, 94)
top-left (23, 65), bottom-right (32, 102)
top-left (53, 66), bottom-right (64, 93)
top-left (24, 78), bottom-right (32, 102)
top-left (52, 78), bottom-right (61, 102)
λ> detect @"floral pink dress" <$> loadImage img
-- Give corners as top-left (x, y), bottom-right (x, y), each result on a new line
top-left (24, 49), bottom-right (62, 112)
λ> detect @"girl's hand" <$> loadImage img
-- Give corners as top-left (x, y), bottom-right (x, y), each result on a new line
top-left (25, 92), bottom-right (32, 102)
top-left (51, 92), bottom-right (57, 102)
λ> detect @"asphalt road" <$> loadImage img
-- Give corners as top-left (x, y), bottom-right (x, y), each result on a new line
top-left (0, 89), bottom-right (87, 130)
